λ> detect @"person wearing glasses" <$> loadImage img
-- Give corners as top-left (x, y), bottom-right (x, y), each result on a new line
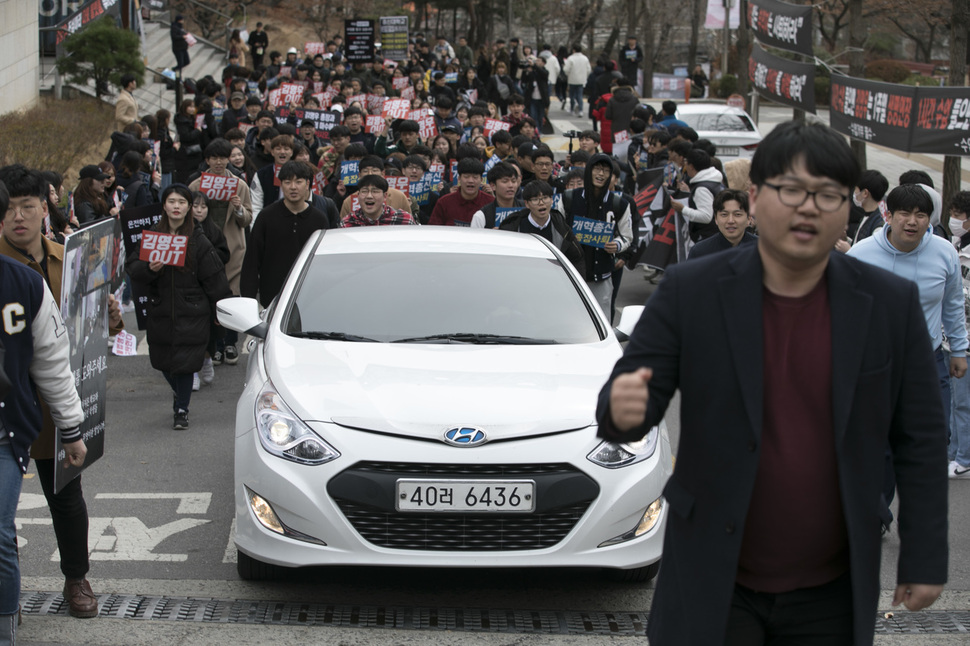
top-left (340, 174), bottom-right (417, 227)
top-left (598, 121), bottom-right (948, 646)
top-left (499, 180), bottom-right (582, 273)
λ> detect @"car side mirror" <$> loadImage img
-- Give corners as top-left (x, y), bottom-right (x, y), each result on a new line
top-left (613, 305), bottom-right (644, 343)
top-left (216, 297), bottom-right (268, 339)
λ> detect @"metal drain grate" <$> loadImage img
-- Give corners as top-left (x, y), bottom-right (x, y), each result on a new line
top-left (20, 591), bottom-right (970, 635)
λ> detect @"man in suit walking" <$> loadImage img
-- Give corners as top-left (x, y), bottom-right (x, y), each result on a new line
top-left (597, 120), bottom-right (948, 646)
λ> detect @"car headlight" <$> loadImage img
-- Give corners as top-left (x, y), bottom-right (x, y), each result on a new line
top-left (255, 381), bottom-right (340, 465)
top-left (587, 426), bottom-right (659, 468)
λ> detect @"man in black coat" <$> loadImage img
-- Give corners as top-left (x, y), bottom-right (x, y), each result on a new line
top-left (597, 121), bottom-right (948, 646)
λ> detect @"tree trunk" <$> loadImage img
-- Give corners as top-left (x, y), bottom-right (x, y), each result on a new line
top-left (688, 0), bottom-right (703, 73)
top-left (849, 0), bottom-right (867, 170)
top-left (737, 0), bottom-right (750, 100)
top-left (641, 3), bottom-right (654, 98)
top-left (943, 0), bottom-right (969, 218)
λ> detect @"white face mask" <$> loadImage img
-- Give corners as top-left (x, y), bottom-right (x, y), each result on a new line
top-left (949, 218), bottom-right (967, 238)
top-left (852, 192), bottom-right (864, 208)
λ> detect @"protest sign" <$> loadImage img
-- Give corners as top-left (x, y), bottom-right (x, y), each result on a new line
top-left (418, 113), bottom-right (437, 140)
top-left (199, 172), bottom-right (240, 201)
top-left (366, 94), bottom-right (387, 113)
top-left (387, 176), bottom-right (410, 194)
top-left (365, 115), bottom-right (386, 134)
top-left (829, 74), bottom-right (916, 150)
top-left (305, 42), bottom-right (326, 56)
top-left (572, 217), bottom-right (616, 248)
top-left (345, 19), bottom-right (376, 63)
top-left (341, 160), bottom-right (360, 186)
top-left (139, 231), bottom-right (188, 267)
top-left (112, 330), bottom-right (138, 357)
top-left (651, 74), bottom-right (687, 99)
top-left (484, 118), bottom-right (511, 139)
top-left (400, 86), bottom-right (416, 101)
top-left (392, 76), bottom-right (411, 91)
top-left (749, 42), bottom-right (815, 113)
top-left (275, 107), bottom-right (341, 138)
top-left (382, 98), bottom-right (411, 119)
top-left (380, 16), bottom-right (409, 61)
top-left (494, 207), bottom-right (519, 228)
top-left (747, 0), bottom-right (814, 57)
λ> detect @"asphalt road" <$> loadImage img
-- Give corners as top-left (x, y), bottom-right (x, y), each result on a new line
top-left (14, 103), bottom-right (970, 645)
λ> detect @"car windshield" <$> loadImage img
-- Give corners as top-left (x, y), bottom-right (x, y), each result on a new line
top-left (680, 112), bottom-right (755, 133)
top-left (283, 252), bottom-right (602, 344)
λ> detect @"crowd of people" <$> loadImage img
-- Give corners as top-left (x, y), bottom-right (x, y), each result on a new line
top-left (0, 18), bottom-right (967, 646)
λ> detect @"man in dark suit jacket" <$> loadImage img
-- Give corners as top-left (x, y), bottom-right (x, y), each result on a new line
top-left (596, 121), bottom-right (948, 646)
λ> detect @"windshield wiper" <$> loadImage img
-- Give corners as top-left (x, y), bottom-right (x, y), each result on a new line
top-left (391, 333), bottom-right (557, 344)
top-left (289, 331), bottom-right (380, 342)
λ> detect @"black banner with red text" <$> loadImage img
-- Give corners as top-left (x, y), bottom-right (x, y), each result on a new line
top-left (749, 43), bottom-right (815, 113)
top-left (747, 0), bottom-right (814, 57)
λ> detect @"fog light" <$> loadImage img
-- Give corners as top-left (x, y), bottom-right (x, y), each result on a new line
top-left (635, 498), bottom-right (663, 537)
top-left (598, 496), bottom-right (665, 547)
top-left (248, 490), bottom-right (284, 534)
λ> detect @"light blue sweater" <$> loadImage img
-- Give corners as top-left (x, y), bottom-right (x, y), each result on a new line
top-left (848, 225), bottom-right (967, 355)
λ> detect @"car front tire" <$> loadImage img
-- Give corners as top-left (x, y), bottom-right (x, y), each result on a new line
top-left (606, 560), bottom-right (660, 583)
top-left (237, 550), bottom-right (279, 580)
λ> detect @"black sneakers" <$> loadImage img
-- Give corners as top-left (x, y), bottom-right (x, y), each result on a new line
top-left (224, 344), bottom-right (239, 364)
top-left (212, 349), bottom-right (224, 365)
top-left (173, 410), bottom-right (189, 430)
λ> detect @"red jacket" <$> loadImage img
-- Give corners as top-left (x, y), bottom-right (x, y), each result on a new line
top-left (591, 92), bottom-right (614, 153)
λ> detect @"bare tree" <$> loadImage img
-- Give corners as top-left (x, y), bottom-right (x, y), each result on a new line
top-left (849, 0), bottom-right (867, 169)
top-left (943, 0), bottom-right (969, 214)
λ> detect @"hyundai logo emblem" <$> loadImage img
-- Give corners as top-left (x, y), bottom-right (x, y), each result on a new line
top-left (443, 426), bottom-right (488, 446)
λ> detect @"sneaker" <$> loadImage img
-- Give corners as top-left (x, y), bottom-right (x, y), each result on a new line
top-left (212, 349), bottom-right (224, 365)
top-left (951, 463), bottom-right (970, 479)
top-left (173, 410), bottom-right (189, 430)
top-left (192, 373), bottom-right (200, 391)
top-left (200, 357), bottom-right (215, 385)
top-left (224, 344), bottom-right (239, 365)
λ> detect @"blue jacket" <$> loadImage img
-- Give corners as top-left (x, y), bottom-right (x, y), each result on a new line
top-left (849, 225), bottom-right (968, 355)
top-left (0, 256), bottom-right (83, 473)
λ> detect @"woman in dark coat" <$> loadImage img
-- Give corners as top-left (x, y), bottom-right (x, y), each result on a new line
top-left (173, 99), bottom-right (206, 185)
top-left (126, 184), bottom-right (231, 430)
top-left (171, 15), bottom-right (190, 71)
top-left (486, 60), bottom-right (516, 116)
top-left (520, 56), bottom-right (550, 132)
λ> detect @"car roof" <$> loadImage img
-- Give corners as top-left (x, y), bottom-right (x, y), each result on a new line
top-left (675, 103), bottom-right (751, 118)
top-left (313, 227), bottom-right (560, 259)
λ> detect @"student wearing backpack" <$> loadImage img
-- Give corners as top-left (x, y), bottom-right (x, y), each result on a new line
top-left (672, 148), bottom-right (724, 243)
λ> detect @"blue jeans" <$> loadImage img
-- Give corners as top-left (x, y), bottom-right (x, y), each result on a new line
top-left (529, 100), bottom-right (545, 132)
top-left (938, 348), bottom-right (952, 438)
top-left (568, 84), bottom-right (584, 114)
top-left (950, 351), bottom-right (970, 466)
top-left (0, 444), bottom-right (23, 616)
top-left (163, 372), bottom-right (194, 413)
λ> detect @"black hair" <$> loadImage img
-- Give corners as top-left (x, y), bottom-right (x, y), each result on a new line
top-left (118, 150), bottom-right (146, 178)
top-left (258, 127), bottom-right (280, 142)
top-left (256, 109), bottom-right (275, 122)
top-left (491, 130), bottom-right (512, 145)
top-left (648, 130), bottom-right (672, 146)
top-left (411, 144), bottom-right (433, 158)
top-left (436, 96), bottom-right (453, 110)
top-left (713, 189), bottom-right (749, 213)
top-left (40, 170), bottom-right (62, 192)
top-left (668, 140), bottom-right (693, 158)
top-left (571, 43), bottom-right (582, 53)
top-left (456, 142), bottom-right (484, 162)
top-left (343, 106), bottom-right (364, 119)
top-left (570, 150), bottom-right (591, 165)
top-left (686, 149), bottom-right (712, 171)
top-left (694, 138), bottom-right (717, 157)
top-left (0, 164), bottom-right (45, 199)
top-left (328, 125), bottom-right (351, 139)
top-left (487, 161), bottom-right (518, 184)
top-left (468, 106), bottom-right (488, 118)
top-left (951, 190), bottom-right (970, 216)
top-left (516, 141), bottom-right (538, 158)
top-left (857, 170), bottom-right (889, 202)
top-left (899, 170), bottom-right (934, 188)
top-left (300, 119), bottom-right (316, 128)
top-left (579, 129), bottom-right (598, 141)
top-left (276, 123), bottom-right (297, 137)
top-left (397, 119), bottom-right (420, 133)
top-left (457, 157), bottom-right (485, 176)
top-left (359, 155), bottom-right (385, 172)
top-left (630, 118), bottom-right (646, 135)
top-left (0, 180), bottom-right (7, 215)
top-left (246, 96), bottom-right (262, 107)
top-left (661, 100), bottom-right (677, 116)
top-left (522, 180), bottom-right (554, 202)
top-left (507, 94), bottom-right (525, 106)
top-left (223, 127), bottom-right (245, 141)
top-left (357, 174), bottom-right (389, 193)
top-left (886, 184), bottom-right (933, 215)
top-left (120, 73), bottom-right (137, 88)
top-left (191, 190), bottom-right (211, 209)
top-left (403, 155), bottom-right (428, 172)
top-left (750, 121), bottom-right (860, 190)
top-left (204, 138), bottom-right (234, 159)
top-left (277, 160), bottom-right (315, 182)
top-left (674, 126), bottom-right (698, 143)
top-left (531, 147), bottom-right (554, 162)
top-left (343, 143), bottom-right (368, 159)
top-left (161, 183), bottom-right (193, 205)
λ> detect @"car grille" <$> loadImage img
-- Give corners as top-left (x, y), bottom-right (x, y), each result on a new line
top-left (335, 500), bottom-right (592, 551)
top-left (332, 461), bottom-right (595, 551)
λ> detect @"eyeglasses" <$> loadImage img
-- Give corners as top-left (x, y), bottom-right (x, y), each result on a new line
top-left (527, 195), bottom-right (552, 204)
top-left (761, 182), bottom-right (848, 212)
top-left (533, 161), bottom-right (553, 169)
top-left (357, 188), bottom-right (385, 197)
top-left (7, 203), bottom-right (40, 217)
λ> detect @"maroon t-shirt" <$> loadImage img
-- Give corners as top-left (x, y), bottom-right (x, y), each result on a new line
top-left (428, 189), bottom-right (494, 226)
top-left (736, 277), bottom-right (849, 593)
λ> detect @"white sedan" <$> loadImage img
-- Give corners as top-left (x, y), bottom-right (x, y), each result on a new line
top-left (218, 227), bottom-right (672, 582)
top-left (676, 103), bottom-right (763, 159)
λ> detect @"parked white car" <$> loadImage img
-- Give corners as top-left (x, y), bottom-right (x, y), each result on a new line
top-left (218, 227), bottom-right (672, 582)
top-left (676, 103), bottom-right (763, 159)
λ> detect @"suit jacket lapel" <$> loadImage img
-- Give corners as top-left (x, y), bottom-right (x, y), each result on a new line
top-left (827, 253), bottom-right (872, 445)
top-left (718, 247), bottom-right (765, 441)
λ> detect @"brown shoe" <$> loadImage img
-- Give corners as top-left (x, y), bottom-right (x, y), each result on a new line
top-left (63, 578), bottom-right (99, 618)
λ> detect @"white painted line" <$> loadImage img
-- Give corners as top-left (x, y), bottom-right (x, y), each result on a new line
top-left (223, 516), bottom-right (237, 563)
top-left (95, 492), bottom-right (212, 514)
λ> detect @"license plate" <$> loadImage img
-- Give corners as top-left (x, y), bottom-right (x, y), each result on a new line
top-left (396, 479), bottom-right (535, 513)
top-left (719, 146), bottom-right (740, 156)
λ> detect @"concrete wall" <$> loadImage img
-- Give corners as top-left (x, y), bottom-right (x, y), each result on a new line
top-left (0, 0), bottom-right (40, 115)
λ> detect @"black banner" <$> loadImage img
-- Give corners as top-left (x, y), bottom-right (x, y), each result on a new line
top-left (345, 19), bottom-right (376, 63)
top-left (380, 16), bottom-right (409, 62)
top-left (749, 43), bottom-right (815, 113)
top-left (54, 0), bottom-right (123, 49)
top-left (275, 107), bottom-right (341, 139)
top-left (119, 203), bottom-right (165, 330)
top-left (829, 74), bottom-right (916, 151)
top-left (747, 0), bottom-right (814, 57)
top-left (911, 87), bottom-right (970, 156)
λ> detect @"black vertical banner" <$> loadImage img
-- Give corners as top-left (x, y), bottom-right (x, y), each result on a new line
top-left (345, 19), bottom-right (376, 63)
top-left (749, 43), bottom-right (815, 113)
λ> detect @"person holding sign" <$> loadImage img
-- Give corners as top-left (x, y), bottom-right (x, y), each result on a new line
top-left (471, 162), bottom-right (522, 229)
top-left (340, 174), bottom-right (417, 227)
top-left (499, 180), bottom-right (583, 274)
top-left (0, 176), bottom-right (88, 643)
top-left (126, 185), bottom-right (231, 430)
top-left (338, 156), bottom-right (412, 220)
top-left (559, 154), bottom-right (633, 320)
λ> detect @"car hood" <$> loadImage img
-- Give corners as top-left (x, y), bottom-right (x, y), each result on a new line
top-left (263, 336), bottom-right (620, 440)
